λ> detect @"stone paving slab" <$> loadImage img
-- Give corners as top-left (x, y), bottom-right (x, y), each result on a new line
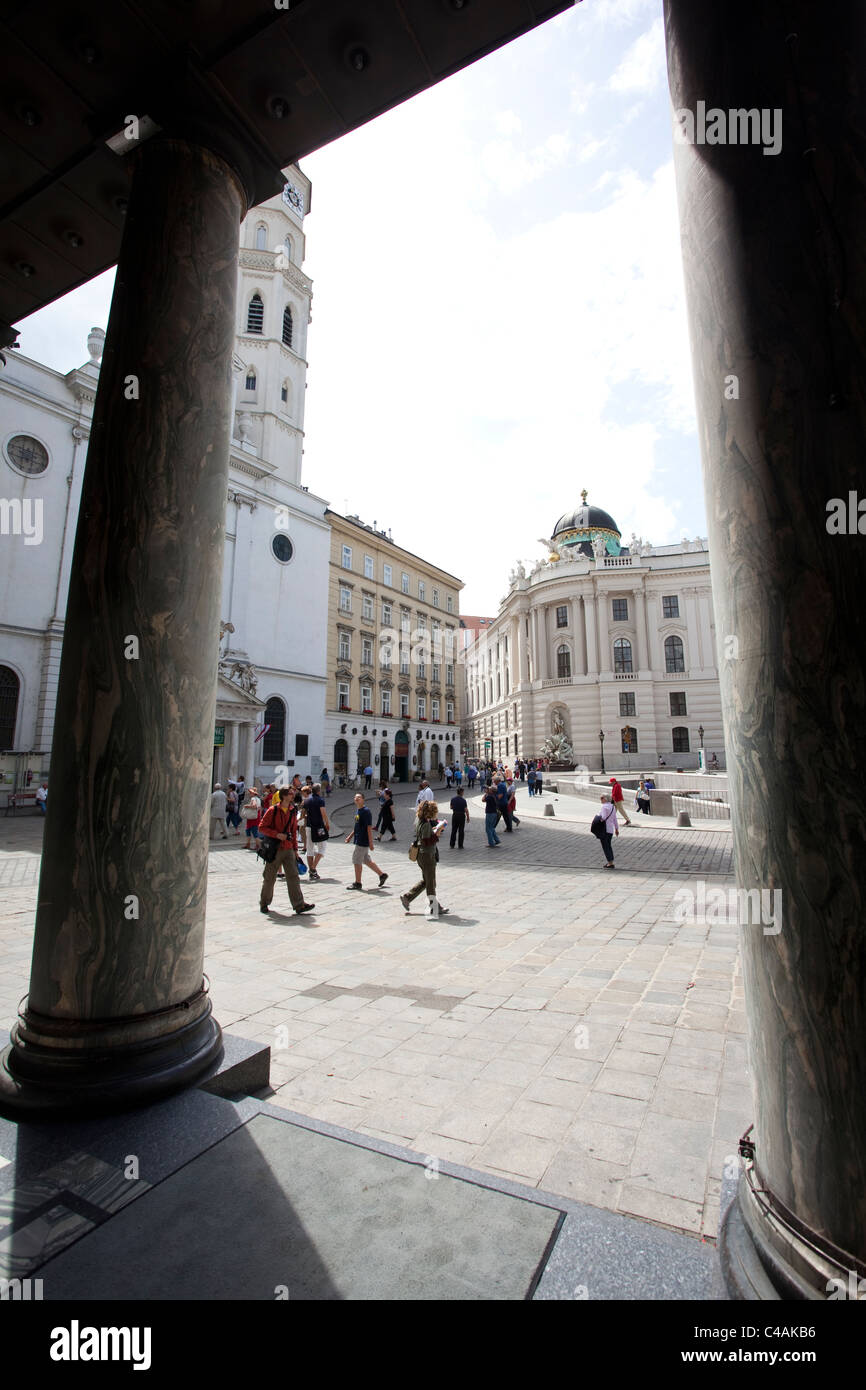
top-left (0, 806), bottom-right (750, 1243)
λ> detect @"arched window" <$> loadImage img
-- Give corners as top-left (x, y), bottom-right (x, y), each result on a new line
top-left (245, 369), bottom-right (256, 391)
top-left (284, 236), bottom-right (293, 263)
top-left (665, 635), bottom-right (685, 672)
top-left (333, 738), bottom-right (348, 775)
top-left (557, 644), bottom-right (571, 678)
top-left (282, 305), bottom-right (293, 348)
top-left (255, 223), bottom-right (268, 250)
top-left (246, 293), bottom-right (264, 334)
top-left (280, 380), bottom-right (290, 406)
top-left (262, 697), bottom-right (286, 761)
top-left (672, 726), bottom-right (690, 752)
top-left (356, 739), bottom-right (371, 771)
top-left (614, 638), bottom-right (633, 673)
top-left (0, 665), bottom-right (20, 749)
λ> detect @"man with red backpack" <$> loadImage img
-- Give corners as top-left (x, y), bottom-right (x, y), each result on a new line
top-left (258, 788), bottom-right (315, 916)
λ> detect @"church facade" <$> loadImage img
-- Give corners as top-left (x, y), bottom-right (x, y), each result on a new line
top-left (0, 166), bottom-right (330, 794)
top-left (462, 495), bottom-right (725, 772)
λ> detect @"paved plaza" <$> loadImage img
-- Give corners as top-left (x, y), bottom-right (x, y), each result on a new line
top-left (0, 785), bottom-right (749, 1246)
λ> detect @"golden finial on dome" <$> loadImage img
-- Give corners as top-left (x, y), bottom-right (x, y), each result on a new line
top-left (580, 489), bottom-right (588, 505)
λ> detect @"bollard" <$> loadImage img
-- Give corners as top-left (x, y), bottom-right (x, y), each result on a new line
top-left (543, 803), bottom-right (555, 817)
top-left (676, 810), bottom-right (691, 827)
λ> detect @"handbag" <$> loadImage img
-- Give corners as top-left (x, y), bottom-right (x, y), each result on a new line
top-left (590, 815), bottom-right (604, 838)
top-left (257, 836), bottom-right (278, 863)
top-left (408, 844), bottom-right (419, 862)
top-left (296, 857), bottom-right (308, 875)
top-left (310, 826), bottom-right (330, 842)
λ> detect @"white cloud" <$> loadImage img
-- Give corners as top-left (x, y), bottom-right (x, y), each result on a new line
top-left (480, 130), bottom-right (571, 196)
top-left (608, 17), bottom-right (667, 95)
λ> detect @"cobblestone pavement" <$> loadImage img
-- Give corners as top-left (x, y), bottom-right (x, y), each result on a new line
top-left (0, 787), bottom-right (748, 1242)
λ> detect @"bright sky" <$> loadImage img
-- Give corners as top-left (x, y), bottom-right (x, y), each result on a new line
top-left (13, 0), bottom-right (706, 615)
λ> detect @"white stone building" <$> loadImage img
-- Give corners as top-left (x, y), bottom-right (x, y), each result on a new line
top-left (462, 495), bottom-right (726, 772)
top-left (0, 166), bottom-right (331, 796)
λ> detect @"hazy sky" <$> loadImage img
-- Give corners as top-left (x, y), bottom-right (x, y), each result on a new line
top-left (13, 0), bottom-right (706, 615)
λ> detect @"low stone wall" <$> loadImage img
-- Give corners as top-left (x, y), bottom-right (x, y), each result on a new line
top-left (654, 771), bottom-right (729, 798)
top-left (671, 793), bottom-right (731, 822)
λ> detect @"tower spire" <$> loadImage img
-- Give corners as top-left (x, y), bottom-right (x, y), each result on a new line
top-left (580, 488), bottom-right (588, 505)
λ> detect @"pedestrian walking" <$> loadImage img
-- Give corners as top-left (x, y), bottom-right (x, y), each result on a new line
top-left (235, 774), bottom-right (246, 812)
top-left (468, 763), bottom-right (477, 790)
top-left (377, 787), bottom-right (397, 840)
top-left (592, 794), bottom-right (619, 868)
top-left (345, 793), bottom-right (389, 891)
top-left (225, 782), bottom-right (241, 835)
top-left (364, 763), bottom-right (373, 789)
top-left (609, 776), bottom-right (632, 825)
top-left (535, 767), bottom-right (543, 798)
top-left (445, 764), bottom-right (453, 790)
top-left (449, 788), bottom-right (469, 848)
top-left (483, 785), bottom-right (501, 846)
top-left (321, 768), bottom-right (331, 796)
top-left (636, 777), bottom-right (651, 815)
top-left (35, 782), bottom-right (48, 814)
top-left (416, 780), bottom-right (434, 809)
top-left (242, 786), bottom-right (262, 848)
top-left (527, 766), bottom-right (537, 797)
top-left (508, 785), bottom-right (520, 828)
top-left (400, 800), bottom-right (448, 917)
top-left (494, 776), bottom-right (513, 832)
top-left (258, 789), bottom-right (315, 915)
top-left (209, 784), bottom-right (228, 839)
top-left (303, 783), bottom-right (330, 881)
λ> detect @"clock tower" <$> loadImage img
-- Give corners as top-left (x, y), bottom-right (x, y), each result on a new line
top-left (233, 165), bottom-right (313, 486)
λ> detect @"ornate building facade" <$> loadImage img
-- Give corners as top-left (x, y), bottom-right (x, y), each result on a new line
top-left (462, 495), bottom-right (725, 771)
top-left (0, 166), bottom-right (330, 793)
top-left (324, 511), bottom-right (463, 782)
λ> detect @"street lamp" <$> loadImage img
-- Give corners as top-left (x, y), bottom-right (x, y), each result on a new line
top-left (698, 724), bottom-right (705, 747)
top-left (599, 729), bottom-right (605, 774)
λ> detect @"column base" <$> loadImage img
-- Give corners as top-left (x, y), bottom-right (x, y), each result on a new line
top-left (720, 1174), bottom-right (849, 1301)
top-left (0, 989), bottom-right (223, 1115)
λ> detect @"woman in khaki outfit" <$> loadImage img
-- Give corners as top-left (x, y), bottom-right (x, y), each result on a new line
top-left (400, 801), bottom-right (448, 919)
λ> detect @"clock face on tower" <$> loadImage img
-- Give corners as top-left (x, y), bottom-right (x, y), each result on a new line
top-left (282, 183), bottom-right (303, 214)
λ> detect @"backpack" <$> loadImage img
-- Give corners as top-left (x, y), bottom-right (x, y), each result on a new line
top-left (590, 814), bottom-right (605, 838)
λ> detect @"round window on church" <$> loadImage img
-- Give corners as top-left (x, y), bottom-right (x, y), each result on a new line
top-left (271, 534), bottom-right (294, 564)
top-left (5, 434), bottom-right (49, 476)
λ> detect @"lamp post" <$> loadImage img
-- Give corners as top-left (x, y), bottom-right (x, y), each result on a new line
top-left (599, 729), bottom-right (605, 774)
top-left (698, 724), bottom-right (705, 748)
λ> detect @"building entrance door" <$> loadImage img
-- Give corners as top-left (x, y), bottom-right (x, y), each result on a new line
top-left (394, 731), bottom-right (409, 782)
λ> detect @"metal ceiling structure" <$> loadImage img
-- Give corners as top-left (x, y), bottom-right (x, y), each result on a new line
top-left (0, 0), bottom-right (573, 339)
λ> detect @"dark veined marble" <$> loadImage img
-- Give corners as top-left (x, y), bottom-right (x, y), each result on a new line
top-left (24, 139), bottom-right (243, 1034)
top-left (666, 0), bottom-right (866, 1274)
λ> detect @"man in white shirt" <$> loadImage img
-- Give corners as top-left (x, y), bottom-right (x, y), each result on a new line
top-left (209, 784), bottom-right (229, 840)
top-left (35, 782), bottom-right (48, 814)
top-left (416, 780), bottom-right (434, 808)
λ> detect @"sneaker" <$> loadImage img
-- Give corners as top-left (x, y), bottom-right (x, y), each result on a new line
top-left (346, 882), bottom-right (362, 891)
top-left (438, 907), bottom-right (449, 915)
top-left (378, 872), bottom-right (389, 887)
top-left (307, 870), bottom-right (319, 881)
top-left (260, 904), bottom-right (271, 914)
top-left (295, 903), bottom-right (315, 914)
top-left (400, 894), bottom-right (411, 913)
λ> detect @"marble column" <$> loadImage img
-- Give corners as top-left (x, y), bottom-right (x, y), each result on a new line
top-left (227, 722), bottom-right (240, 780)
top-left (516, 611), bottom-right (529, 686)
top-left (596, 593), bottom-right (611, 673)
top-left (0, 136), bottom-right (245, 1111)
top-left (541, 606), bottom-right (551, 680)
top-left (667, 0), bottom-right (866, 1294)
top-left (584, 596), bottom-right (598, 676)
top-left (683, 587), bottom-right (701, 674)
top-left (633, 588), bottom-right (649, 674)
top-left (530, 608), bottom-right (540, 683)
top-left (572, 596), bottom-right (586, 676)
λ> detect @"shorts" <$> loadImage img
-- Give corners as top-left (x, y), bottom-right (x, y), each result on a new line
top-left (246, 823), bottom-right (260, 838)
top-left (308, 837), bottom-right (327, 857)
top-left (352, 845), bottom-right (373, 866)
